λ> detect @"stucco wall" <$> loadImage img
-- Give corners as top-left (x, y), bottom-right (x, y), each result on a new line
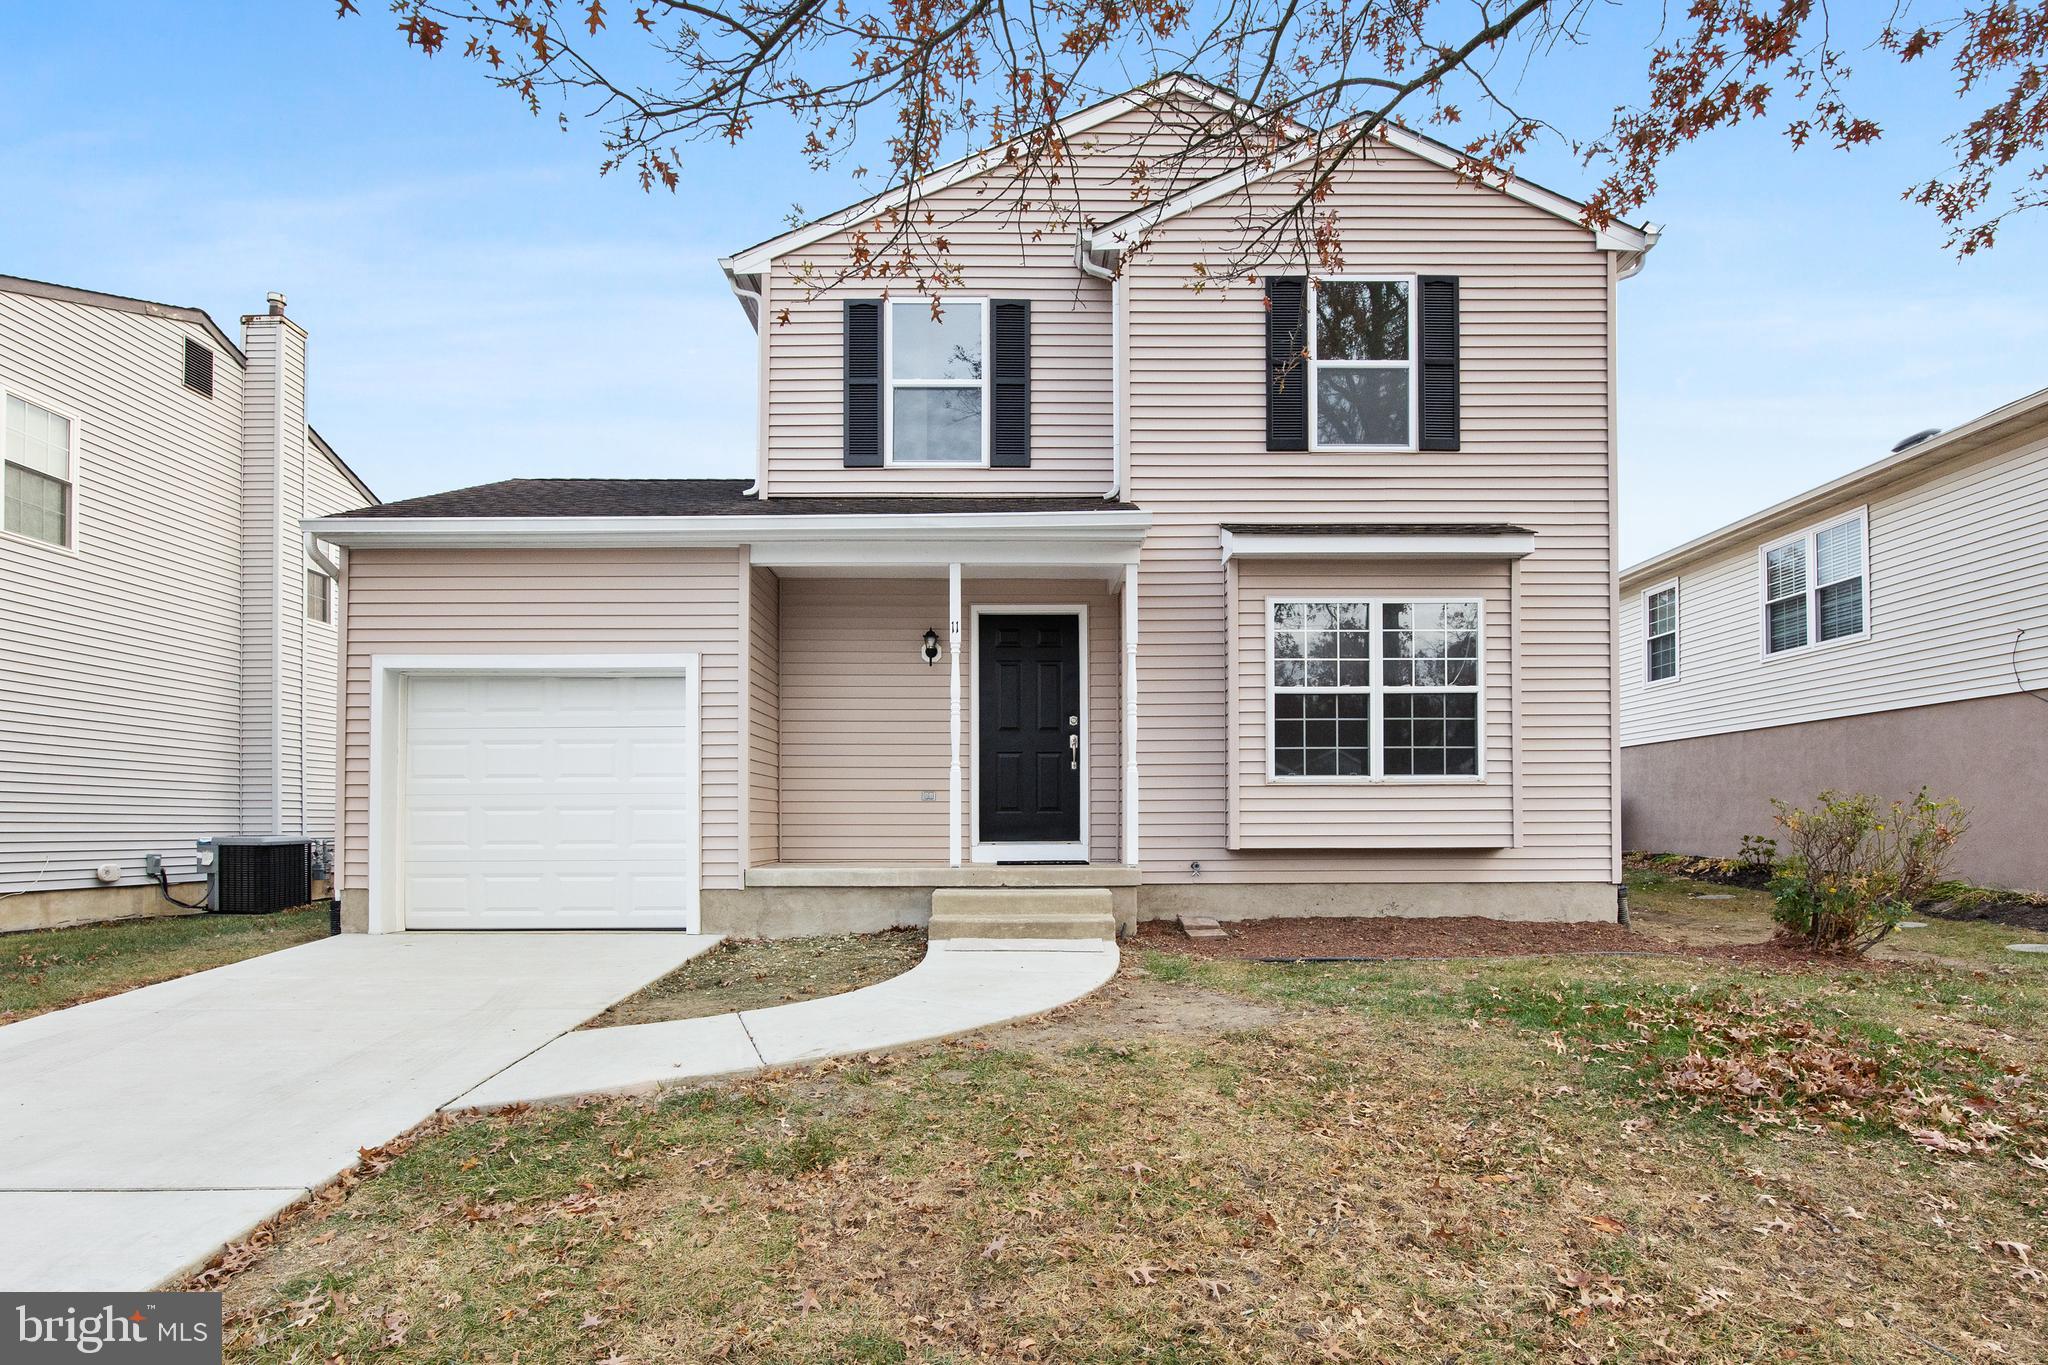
top-left (1620, 691), bottom-right (2048, 891)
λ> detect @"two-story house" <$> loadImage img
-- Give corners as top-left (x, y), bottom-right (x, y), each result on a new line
top-left (307, 77), bottom-right (1657, 936)
top-left (1620, 385), bottom-right (2048, 891)
top-left (1, 276), bottom-right (375, 930)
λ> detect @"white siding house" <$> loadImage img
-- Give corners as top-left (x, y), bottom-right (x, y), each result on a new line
top-left (1619, 386), bottom-right (2048, 891)
top-left (0, 277), bottom-right (375, 928)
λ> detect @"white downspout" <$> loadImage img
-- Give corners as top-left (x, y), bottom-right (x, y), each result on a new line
top-left (948, 562), bottom-right (963, 868)
top-left (1075, 231), bottom-right (1124, 500)
top-left (269, 305), bottom-right (286, 836)
top-left (1121, 561), bottom-right (1140, 867)
top-left (729, 273), bottom-right (769, 498)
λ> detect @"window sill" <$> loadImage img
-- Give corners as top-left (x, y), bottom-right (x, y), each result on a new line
top-left (1265, 775), bottom-right (1487, 786)
top-left (1760, 630), bottom-right (1871, 663)
top-left (0, 526), bottom-right (79, 556)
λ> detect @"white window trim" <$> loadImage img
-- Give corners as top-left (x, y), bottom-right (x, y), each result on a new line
top-left (1, 384), bottom-right (82, 555)
top-left (1643, 578), bottom-right (1680, 685)
top-left (882, 296), bottom-right (991, 468)
top-left (1307, 275), bottom-right (1419, 454)
top-left (1757, 507), bottom-right (1870, 660)
top-left (967, 604), bottom-right (1090, 862)
top-left (1264, 595), bottom-right (1486, 784)
top-left (306, 568), bottom-right (334, 624)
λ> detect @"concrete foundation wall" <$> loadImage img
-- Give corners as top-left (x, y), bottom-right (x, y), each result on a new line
top-left (1136, 880), bottom-right (1619, 923)
top-left (1621, 691), bottom-right (2048, 892)
top-left (3, 879), bottom-right (333, 935)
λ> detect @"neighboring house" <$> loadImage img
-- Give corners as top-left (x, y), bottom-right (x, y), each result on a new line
top-left (1619, 386), bottom-right (2048, 891)
top-left (0, 276), bottom-right (376, 930)
top-left (306, 77), bottom-right (1658, 936)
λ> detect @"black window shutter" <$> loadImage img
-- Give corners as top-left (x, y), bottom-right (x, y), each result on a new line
top-left (989, 299), bottom-right (1031, 468)
top-left (1417, 275), bottom-right (1461, 451)
top-left (183, 337), bottom-right (215, 398)
top-left (1264, 277), bottom-right (1308, 452)
top-left (843, 299), bottom-right (882, 467)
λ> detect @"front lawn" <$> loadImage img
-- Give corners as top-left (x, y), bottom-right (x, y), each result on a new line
top-left (1, 907), bottom-right (329, 1024)
top-left (585, 929), bottom-right (926, 1029)
top-left (204, 878), bottom-right (2048, 1362)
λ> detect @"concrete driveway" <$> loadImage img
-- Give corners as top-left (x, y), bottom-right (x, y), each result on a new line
top-left (0, 931), bottom-right (715, 1291)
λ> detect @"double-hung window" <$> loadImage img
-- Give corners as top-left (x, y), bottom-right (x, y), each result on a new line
top-left (306, 568), bottom-right (333, 623)
top-left (886, 299), bottom-right (986, 465)
top-left (1762, 511), bottom-right (1867, 655)
top-left (1310, 278), bottom-right (1415, 450)
top-left (1644, 582), bottom-right (1679, 682)
top-left (1270, 598), bottom-right (1482, 780)
top-left (4, 392), bottom-right (76, 549)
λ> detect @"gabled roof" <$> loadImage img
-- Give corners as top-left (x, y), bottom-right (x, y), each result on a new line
top-left (1082, 126), bottom-right (1657, 261)
top-left (719, 74), bottom-right (1252, 278)
top-left (0, 273), bottom-right (246, 363)
top-left (1620, 384), bottom-right (2048, 589)
top-left (0, 273), bottom-right (378, 506)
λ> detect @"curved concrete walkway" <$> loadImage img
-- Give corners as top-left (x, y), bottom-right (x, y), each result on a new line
top-left (450, 937), bottom-right (1120, 1109)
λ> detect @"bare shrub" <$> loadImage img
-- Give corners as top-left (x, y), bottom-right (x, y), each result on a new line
top-left (1768, 789), bottom-right (1968, 954)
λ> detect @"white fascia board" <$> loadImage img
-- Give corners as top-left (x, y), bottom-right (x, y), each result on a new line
top-left (1221, 529), bottom-right (1536, 562)
top-left (721, 77), bottom-right (1243, 276)
top-left (1085, 125), bottom-right (1654, 259)
top-left (302, 509), bottom-right (1153, 551)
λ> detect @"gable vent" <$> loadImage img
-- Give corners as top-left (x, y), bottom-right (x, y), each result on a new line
top-left (183, 337), bottom-right (215, 398)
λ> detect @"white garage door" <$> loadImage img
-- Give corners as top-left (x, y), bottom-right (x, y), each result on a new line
top-left (401, 672), bottom-right (696, 929)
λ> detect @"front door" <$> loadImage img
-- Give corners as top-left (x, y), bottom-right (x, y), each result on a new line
top-left (977, 613), bottom-right (1083, 849)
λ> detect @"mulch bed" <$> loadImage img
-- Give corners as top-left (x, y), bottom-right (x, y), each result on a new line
top-left (1135, 915), bottom-right (1884, 970)
top-left (1923, 899), bottom-right (2048, 934)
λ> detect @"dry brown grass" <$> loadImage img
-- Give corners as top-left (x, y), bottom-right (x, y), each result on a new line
top-left (206, 897), bottom-right (2048, 1363)
top-left (584, 928), bottom-right (926, 1028)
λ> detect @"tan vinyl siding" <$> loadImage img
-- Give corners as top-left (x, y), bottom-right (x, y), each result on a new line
top-left (337, 547), bottom-right (747, 892)
top-left (761, 97), bottom-right (1229, 498)
top-left (1, 293), bottom-right (246, 892)
top-left (746, 564), bottom-right (781, 866)
top-left (775, 576), bottom-right (1122, 863)
top-left (1125, 138), bottom-right (1618, 885)
top-left (1232, 559), bottom-right (1514, 849)
top-left (1620, 428), bottom-right (2048, 747)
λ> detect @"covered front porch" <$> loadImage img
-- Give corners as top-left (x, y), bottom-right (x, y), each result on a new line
top-left (724, 518), bottom-right (1147, 937)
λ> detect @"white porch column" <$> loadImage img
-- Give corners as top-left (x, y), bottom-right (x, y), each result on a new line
top-left (1122, 562), bottom-right (1140, 867)
top-left (948, 562), bottom-right (964, 868)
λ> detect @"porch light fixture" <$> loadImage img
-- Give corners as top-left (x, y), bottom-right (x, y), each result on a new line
top-left (922, 629), bottom-right (943, 666)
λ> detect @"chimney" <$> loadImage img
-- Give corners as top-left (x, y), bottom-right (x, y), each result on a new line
top-left (239, 293), bottom-right (312, 837)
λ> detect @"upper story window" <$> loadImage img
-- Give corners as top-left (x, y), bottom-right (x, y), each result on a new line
top-left (306, 568), bottom-right (333, 623)
top-left (4, 392), bottom-right (76, 549)
top-left (1270, 597), bottom-right (1482, 781)
top-left (887, 299), bottom-right (986, 465)
top-left (1762, 510), bottom-right (1867, 655)
top-left (1312, 278), bottom-right (1414, 450)
top-left (1645, 582), bottom-right (1679, 682)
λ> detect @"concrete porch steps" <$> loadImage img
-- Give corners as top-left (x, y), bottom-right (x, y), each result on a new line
top-left (927, 887), bottom-right (1118, 941)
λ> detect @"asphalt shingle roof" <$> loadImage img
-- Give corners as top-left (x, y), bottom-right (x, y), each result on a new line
top-left (333, 478), bottom-right (1141, 520)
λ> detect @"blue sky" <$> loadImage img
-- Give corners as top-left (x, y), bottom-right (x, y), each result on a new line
top-left (3, 3), bottom-right (2043, 562)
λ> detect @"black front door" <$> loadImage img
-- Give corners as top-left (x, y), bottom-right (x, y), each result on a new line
top-left (978, 613), bottom-right (1083, 847)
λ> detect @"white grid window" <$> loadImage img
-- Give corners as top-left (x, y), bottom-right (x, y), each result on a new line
top-left (1310, 278), bottom-right (1415, 450)
top-left (1762, 512), bottom-right (1866, 655)
top-left (4, 393), bottom-right (74, 548)
top-left (1270, 597), bottom-right (1482, 781)
top-left (886, 300), bottom-right (985, 465)
top-left (1645, 584), bottom-right (1678, 682)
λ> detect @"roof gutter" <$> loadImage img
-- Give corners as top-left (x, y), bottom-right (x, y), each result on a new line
top-left (303, 507), bottom-right (1154, 550)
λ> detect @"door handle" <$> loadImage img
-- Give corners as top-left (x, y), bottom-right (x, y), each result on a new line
top-left (1069, 734), bottom-right (1079, 770)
